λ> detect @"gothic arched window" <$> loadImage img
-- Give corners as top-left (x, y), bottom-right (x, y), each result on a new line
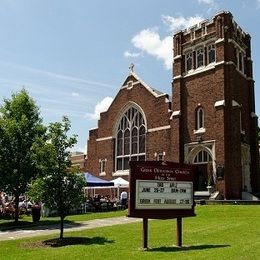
top-left (194, 150), bottom-right (212, 164)
top-left (116, 107), bottom-right (146, 171)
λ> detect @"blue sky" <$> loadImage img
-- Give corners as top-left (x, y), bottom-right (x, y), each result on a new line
top-left (0, 0), bottom-right (260, 153)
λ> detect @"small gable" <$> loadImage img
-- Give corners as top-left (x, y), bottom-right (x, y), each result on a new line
top-left (121, 70), bottom-right (165, 98)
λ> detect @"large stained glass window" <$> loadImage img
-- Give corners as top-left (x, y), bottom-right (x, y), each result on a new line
top-left (116, 107), bottom-right (146, 171)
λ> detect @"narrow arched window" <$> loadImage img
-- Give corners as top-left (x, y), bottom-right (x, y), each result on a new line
top-left (196, 107), bottom-right (204, 130)
top-left (117, 131), bottom-right (123, 155)
top-left (124, 129), bottom-right (130, 155)
top-left (116, 107), bottom-right (146, 171)
top-left (131, 127), bottom-right (138, 155)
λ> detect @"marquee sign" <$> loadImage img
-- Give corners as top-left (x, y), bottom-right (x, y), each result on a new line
top-left (128, 161), bottom-right (195, 219)
top-left (136, 180), bottom-right (193, 209)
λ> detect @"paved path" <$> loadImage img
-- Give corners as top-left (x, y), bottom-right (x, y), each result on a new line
top-left (0, 216), bottom-right (141, 241)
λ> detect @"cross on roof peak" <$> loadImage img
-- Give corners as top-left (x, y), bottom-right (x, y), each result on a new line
top-left (129, 63), bottom-right (134, 73)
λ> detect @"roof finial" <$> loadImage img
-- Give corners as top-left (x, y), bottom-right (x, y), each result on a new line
top-left (129, 63), bottom-right (134, 73)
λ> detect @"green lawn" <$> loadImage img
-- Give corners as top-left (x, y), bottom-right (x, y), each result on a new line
top-left (0, 210), bottom-right (127, 231)
top-left (0, 205), bottom-right (259, 260)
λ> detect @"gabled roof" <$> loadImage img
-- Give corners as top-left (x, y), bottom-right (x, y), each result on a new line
top-left (121, 71), bottom-right (166, 98)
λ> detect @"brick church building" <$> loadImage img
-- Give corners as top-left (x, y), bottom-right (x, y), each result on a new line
top-left (84, 11), bottom-right (260, 199)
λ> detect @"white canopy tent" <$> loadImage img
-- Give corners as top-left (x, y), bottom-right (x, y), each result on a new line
top-left (111, 177), bottom-right (129, 187)
top-left (111, 177), bottom-right (129, 198)
top-left (84, 177), bottom-right (129, 198)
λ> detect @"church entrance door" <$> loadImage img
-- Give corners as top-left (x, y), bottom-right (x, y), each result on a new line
top-left (194, 164), bottom-right (208, 191)
top-left (185, 144), bottom-right (215, 192)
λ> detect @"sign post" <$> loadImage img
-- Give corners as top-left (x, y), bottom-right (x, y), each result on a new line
top-left (143, 218), bottom-right (148, 250)
top-left (176, 217), bottom-right (182, 247)
top-left (128, 161), bottom-right (195, 249)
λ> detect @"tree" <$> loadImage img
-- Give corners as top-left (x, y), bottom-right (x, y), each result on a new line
top-left (0, 89), bottom-right (45, 223)
top-left (30, 116), bottom-right (85, 239)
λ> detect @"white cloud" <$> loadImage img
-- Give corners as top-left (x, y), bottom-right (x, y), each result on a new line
top-left (257, 0), bottom-right (260, 9)
top-left (86, 96), bottom-right (113, 120)
top-left (197, 0), bottom-right (218, 13)
top-left (131, 28), bottom-right (172, 69)
top-left (72, 92), bottom-right (79, 97)
top-left (124, 51), bottom-right (141, 58)
top-left (129, 15), bottom-right (205, 70)
top-left (198, 0), bottom-right (215, 5)
top-left (162, 15), bottom-right (204, 33)
top-left (0, 60), bottom-right (116, 90)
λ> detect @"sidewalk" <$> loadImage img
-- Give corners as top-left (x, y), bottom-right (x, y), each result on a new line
top-left (0, 216), bottom-right (141, 241)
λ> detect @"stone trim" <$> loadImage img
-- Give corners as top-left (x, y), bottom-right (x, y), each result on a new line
top-left (215, 38), bottom-right (224, 44)
top-left (165, 97), bottom-right (171, 103)
top-left (96, 136), bottom-right (113, 142)
top-left (127, 80), bottom-right (133, 90)
top-left (112, 170), bottom-right (129, 176)
top-left (214, 100), bottom-right (225, 107)
top-left (173, 75), bottom-right (182, 80)
top-left (170, 110), bottom-right (181, 119)
top-left (184, 141), bottom-right (216, 176)
top-left (147, 125), bottom-right (171, 133)
top-left (183, 62), bottom-right (216, 78)
top-left (232, 100), bottom-right (241, 107)
top-left (185, 139), bottom-right (216, 146)
top-left (121, 81), bottom-right (139, 89)
top-left (173, 55), bottom-right (182, 61)
top-left (183, 59), bottom-right (250, 80)
top-left (194, 128), bottom-right (206, 134)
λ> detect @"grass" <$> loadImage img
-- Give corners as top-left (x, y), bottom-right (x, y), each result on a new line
top-left (0, 210), bottom-right (127, 231)
top-left (0, 205), bottom-right (259, 259)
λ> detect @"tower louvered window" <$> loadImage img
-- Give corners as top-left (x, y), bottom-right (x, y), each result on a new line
top-left (208, 44), bottom-right (216, 64)
top-left (186, 52), bottom-right (193, 71)
top-left (196, 48), bottom-right (204, 68)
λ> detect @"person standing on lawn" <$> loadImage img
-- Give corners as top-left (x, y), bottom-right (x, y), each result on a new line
top-left (120, 191), bottom-right (128, 209)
